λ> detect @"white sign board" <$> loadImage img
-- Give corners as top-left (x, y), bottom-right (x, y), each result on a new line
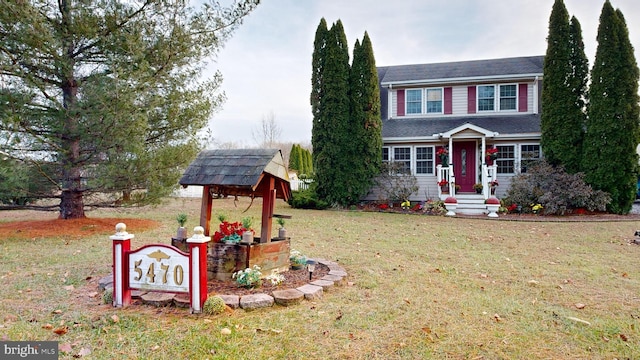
top-left (128, 245), bottom-right (190, 293)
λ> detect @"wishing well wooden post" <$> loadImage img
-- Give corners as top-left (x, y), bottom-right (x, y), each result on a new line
top-left (111, 223), bottom-right (133, 307)
top-left (260, 176), bottom-right (276, 243)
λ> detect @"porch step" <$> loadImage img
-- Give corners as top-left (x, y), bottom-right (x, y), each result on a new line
top-left (441, 193), bottom-right (489, 215)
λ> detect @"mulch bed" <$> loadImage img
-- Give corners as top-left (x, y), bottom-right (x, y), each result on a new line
top-left (207, 263), bottom-right (330, 296)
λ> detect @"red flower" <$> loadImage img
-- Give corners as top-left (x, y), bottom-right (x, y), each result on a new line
top-left (437, 179), bottom-right (448, 186)
top-left (486, 148), bottom-right (498, 155)
top-left (436, 147), bottom-right (448, 156)
top-left (378, 203), bottom-right (389, 210)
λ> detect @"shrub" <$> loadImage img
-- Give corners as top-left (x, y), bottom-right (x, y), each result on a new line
top-left (370, 162), bottom-right (419, 204)
top-left (505, 160), bottom-right (611, 215)
top-left (289, 184), bottom-right (329, 210)
top-left (202, 296), bottom-right (226, 315)
top-left (102, 288), bottom-right (113, 305)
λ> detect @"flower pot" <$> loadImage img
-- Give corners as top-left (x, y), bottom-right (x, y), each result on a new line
top-left (475, 188), bottom-right (483, 194)
top-left (175, 227), bottom-right (187, 240)
top-left (486, 204), bottom-right (500, 218)
top-left (444, 202), bottom-right (457, 216)
top-left (278, 227), bottom-right (287, 239)
top-left (241, 231), bottom-right (253, 244)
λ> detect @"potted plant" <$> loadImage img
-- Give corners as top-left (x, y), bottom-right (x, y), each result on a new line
top-left (444, 196), bottom-right (457, 216)
top-left (438, 179), bottom-right (449, 193)
top-left (175, 213), bottom-right (188, 240)
top-left (485, 197), bottom-right (501, 218)
top-left (486, 147), bottom-right (498, 161)
top-left (473, 183), bottom-right (483, 194)
top-left (489, 179), bottom-right (499, 195)
top-left (276, 217), bottom-right (287, 239)
top-left (454, 183), bottom-right (461, 194)
top-left (436, 147), bottom-right (449, 167)
top-left (241, 216), bottom-right (254, 244)
top-left (289, 249), bottom-right (307, 270)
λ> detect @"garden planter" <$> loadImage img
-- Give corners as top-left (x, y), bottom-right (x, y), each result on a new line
top-left (486, 204), bottom-right (500, 217)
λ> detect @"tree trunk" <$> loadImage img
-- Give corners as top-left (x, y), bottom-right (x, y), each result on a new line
top-left (58, 0), bottom-right (85, 219)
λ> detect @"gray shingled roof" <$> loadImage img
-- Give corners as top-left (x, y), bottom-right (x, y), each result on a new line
top-left (382, 114), bottom-right (541, 139)
top-left (179, 149), bottom-right (291, 199)
top-left (380, 56), bottom-right (544, 85)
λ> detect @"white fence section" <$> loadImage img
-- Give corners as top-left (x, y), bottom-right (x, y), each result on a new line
top-left (290, 179), bottom-right (313, 191)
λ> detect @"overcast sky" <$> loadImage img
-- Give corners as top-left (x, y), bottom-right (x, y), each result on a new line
top-left (205, 0), bottom-right (640, 147)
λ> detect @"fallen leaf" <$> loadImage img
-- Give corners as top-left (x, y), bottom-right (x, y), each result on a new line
top-left (42, 323), bottom-right (53, 330)
top-left (64, 285), bottom-right (75, 291)
top-left (220, 328), bottom-right (231, 335)
top-left (110, 315), bottom-right (119, 323)
top-left (151, 345), bottom-right (160, 351)
top-left (528, 280), bottom-right (538, 286)
top-left (421, 327), bottom-right (432, 334)
top-left (335, 311), bottom-right (343, 321)
top-left (622, 273), bottom-right (629, 278)
top-left (76, 347), bottom-right (91, 357)
top-left (575, 303), bottom-right (586, 309)
top-left (87, 292), bottom-right (98, 298)
top-left (619, 333), bottom-right (628, 342)
top-left (52, 310), bottom-right (63, 315)
top-left (403, 298), bottom-right (411, 304)
top-left (494, 314), bottom-right (502, 322)
top-left (203, 319), bottom-right (212, 323)
top-left (59, 343), bottom-right (73, 353)
top-left (53, 326), bottom-right (68, 335)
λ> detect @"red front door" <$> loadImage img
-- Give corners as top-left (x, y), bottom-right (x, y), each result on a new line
top-left (452, 141), bottom-right (476, 192)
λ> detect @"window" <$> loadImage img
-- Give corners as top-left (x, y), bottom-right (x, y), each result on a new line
top-left (394, 147), bottom-right (411, 174)
top-left (406, 89), bottom-right (422, 114)
top-left (415, 147), bottom-right (434, 174)
top-left (478, 85), bottom-right (495, 111)
top-left (520, 144), bottom-right (541, 173)
top-left (496, 145), bottom-right (515, 174)
top-left (382, 147), bottom-right (389, 163)
top-left (499, 84), bottom-right (517, 110)
top-left (426, 89), bottom-right (443, 113)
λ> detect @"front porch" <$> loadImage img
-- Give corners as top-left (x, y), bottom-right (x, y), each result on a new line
top-left (437, 162), bottom-right (498, 215)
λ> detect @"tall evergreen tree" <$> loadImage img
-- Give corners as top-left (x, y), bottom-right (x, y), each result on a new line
top-left (0, 0), bottom-right (257, 218)
top-left (541, 0), bottom-right (587, 173)
top-left (583, 1), bottom-right (640, 214)
top-left (312, 20), bottom-right (351, 205)
top-left (310, 18), bottom-right (329, 174)
top-left (348, 32), bottom-right (382, 203)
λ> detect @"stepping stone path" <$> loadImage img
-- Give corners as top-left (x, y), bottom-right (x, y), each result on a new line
top-left (97, 259), bottom-right (347, 312)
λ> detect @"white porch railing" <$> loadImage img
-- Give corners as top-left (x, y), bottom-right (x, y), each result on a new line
top-left (481, 164), bottom-right (498, 199)
top-left (437, 164), bottom-right (455, 197)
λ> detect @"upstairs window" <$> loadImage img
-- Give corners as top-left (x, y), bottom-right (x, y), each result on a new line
top-left (499, 84), bottom-right (517, 110)
top-left (478, 85), bottom-right (495, 111)
top-left (426, 89), bottom-right (443, 114)
top-left (406, 89), bottom-right (422, 114)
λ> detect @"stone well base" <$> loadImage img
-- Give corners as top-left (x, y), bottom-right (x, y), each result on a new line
top-left (207, 238), bottom-right (291, 281)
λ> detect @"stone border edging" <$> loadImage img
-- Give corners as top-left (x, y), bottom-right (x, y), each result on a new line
top-left (98, 258), bottom-right (348, 312)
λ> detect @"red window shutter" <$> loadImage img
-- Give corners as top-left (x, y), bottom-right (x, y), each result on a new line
top-left (444, 87), bottom-right (452, 114)
top-left (518, 83), bottom-right (528, 112)
top-left (397, 89), bottom-right (405, 116)
top-left (467, 86), bottom-right (476, 114)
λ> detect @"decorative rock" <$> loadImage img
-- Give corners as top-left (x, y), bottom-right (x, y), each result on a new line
top-left (239, 293), bottom-right (274, 310)
top-left (131, 290), bottom-right (147, 299)
top-left (296, 284), bottom-right (323, 300)
top-left (328, 270), bottom-right (347, 277)
top-left (272, 289), bottom-right (304, 306)
top-left (322, 274), bottom-right (345, 285)
top-left (98, 275), bottom-right (113, 292)
top-left (173, 293), bottom-right (190, 308)
top-left (310, 279), bottom-right (334, 291)
top-left (141, 292), bottom-right (175, 307)
top-left (218, 294), bottom-right (240, 309)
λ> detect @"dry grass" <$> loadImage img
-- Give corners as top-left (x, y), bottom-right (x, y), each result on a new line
top-left (1, 197), bottom-right (640, 359)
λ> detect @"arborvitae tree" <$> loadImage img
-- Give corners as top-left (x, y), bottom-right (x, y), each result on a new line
top-left (348, 32), bottom-right (382, 203)
top-left (0, 0), bottom-right (257, 218)
top-left (303, 148), bottom-right (313, 176)
top-left (288, 144), bottom-right (300, 173)
top-left (311, 18), bottom-right (329, 173)
top-left (541, 0), bottom-right (587, 173)
top-left (312, 20), bottom-right (351, 205)
top-left (583, 1), bottom-right (640, 214)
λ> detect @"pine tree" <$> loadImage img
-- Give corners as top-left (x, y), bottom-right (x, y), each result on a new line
top-left (583, 1), bottom-right (640, 214)
top-left (348, 32), bottom-right (382, 203)
top-left (288, 144), bottom-right (300, 173)
top-left (0, 0), bottom-right (257, 218)
top-left (541, 0), bottom-right (586, 173)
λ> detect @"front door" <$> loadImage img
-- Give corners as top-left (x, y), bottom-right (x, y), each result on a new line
top-left (452, 141), bottom-right (476, 192)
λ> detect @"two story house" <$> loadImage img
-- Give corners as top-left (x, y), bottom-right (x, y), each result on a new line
top-left (378, 55), bottom-right (544, 214)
